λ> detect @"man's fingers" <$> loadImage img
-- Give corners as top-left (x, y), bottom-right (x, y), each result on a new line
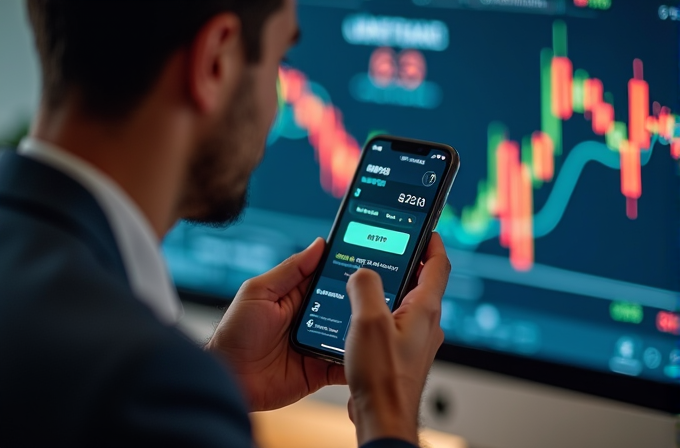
top-left (347, 397), bottom-right (356, 424)
top-left (397, 233), bottom-right (450, 325)
top-left (415, 232), bottom-right (451, 297)
top-left (243, 237), bottom-right (325, 300)
top-left (346, 269), bottom-right (391, 321)
top-left (302, 356), bottom-right (347, 391)
top-left (327, 364), bottom-right (347, 386)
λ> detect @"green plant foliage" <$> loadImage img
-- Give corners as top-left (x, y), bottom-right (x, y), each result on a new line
top-left (0, 120), bottom-right (29, 148)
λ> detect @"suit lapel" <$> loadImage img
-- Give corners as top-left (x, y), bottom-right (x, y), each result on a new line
top-left (0, 149), bottom-right (129, 283)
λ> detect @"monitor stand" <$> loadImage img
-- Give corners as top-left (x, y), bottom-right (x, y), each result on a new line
top-left (419, 361), bottom-right (677, 448)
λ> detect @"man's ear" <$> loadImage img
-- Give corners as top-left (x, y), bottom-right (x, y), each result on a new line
top-left (188, 13), bottom-right (244, 114)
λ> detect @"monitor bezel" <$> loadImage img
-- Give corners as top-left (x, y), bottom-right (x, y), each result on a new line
top-left (436, 342), bottom-right (680, 414)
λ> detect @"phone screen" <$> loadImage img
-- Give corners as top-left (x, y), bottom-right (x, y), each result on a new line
top-left (293, 137), bottom-right (455, 359)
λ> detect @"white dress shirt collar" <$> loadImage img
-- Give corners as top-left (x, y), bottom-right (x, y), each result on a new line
top-left (18, 137), bottom-right (183, 324)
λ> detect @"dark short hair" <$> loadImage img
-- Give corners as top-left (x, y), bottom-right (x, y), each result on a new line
top-left (27, 0), bottom-right (284, 118)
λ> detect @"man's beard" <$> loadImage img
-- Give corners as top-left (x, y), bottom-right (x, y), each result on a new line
top-left (183, 74), bottom-right (260, 227)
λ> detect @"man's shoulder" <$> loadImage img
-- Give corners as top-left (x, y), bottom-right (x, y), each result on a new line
top-left (0, 199), bottom-right (141, 325)
top-left (0, 197), bottom-right (175, 382)
top-left (0, 203), bottom-right (252, 447)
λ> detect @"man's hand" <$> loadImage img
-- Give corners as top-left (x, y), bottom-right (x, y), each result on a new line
top-left (205, 238), bottom-right (346, 412)
top-left (344, 233), bottom-right (450, 446)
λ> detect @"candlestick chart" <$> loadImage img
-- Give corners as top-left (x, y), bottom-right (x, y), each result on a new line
top-left (271, 20), bottom-right (680, 272)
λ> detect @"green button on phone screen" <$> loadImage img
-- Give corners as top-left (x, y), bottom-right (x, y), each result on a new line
top-left (343, 221), bottom-right (410, 255)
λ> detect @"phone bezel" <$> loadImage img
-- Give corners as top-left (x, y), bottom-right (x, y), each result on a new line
top-left (289, 135), bottom-right (460, 364)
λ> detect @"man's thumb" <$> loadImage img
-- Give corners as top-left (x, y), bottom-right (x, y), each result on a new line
top-left (346, 269), bottom-right (390, 320)
top-left (247, 237), bottom-right (325, 299)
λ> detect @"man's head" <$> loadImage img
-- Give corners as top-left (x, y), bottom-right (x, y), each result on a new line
top-left (27, 0), bottom-right (299, 227)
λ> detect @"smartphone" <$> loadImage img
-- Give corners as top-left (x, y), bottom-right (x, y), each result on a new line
top-left (290, 135), bottom-right (460, 364)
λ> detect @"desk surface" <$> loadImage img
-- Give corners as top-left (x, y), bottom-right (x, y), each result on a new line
top-left (252, 395), bottom-right (467, 448)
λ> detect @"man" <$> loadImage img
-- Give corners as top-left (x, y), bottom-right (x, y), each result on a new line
top-left (0, 0), bottom-right (451, 446)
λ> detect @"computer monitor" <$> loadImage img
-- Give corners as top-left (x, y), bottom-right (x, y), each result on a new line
top-left (0, 0), bottom-right (677, 445)
top-left (0, 0), bottom-right (676, 445)
top-left (158, 0), bottom-right (680, 445)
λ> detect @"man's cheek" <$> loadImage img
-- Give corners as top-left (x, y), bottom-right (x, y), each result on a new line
top-left (265, 86), bottom-right (279, 128)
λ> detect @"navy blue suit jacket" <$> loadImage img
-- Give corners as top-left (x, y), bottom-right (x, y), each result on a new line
top-left (0, 150), bottom-right (416, 448)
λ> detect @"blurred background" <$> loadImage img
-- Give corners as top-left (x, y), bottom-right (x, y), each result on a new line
top-left (0, 1), bottom-right (36, 146)
top-left (2, 1), bottom-right (679, 447)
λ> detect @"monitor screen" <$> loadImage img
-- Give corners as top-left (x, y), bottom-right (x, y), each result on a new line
top-left (163, 0), bottom-right (680, 411)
